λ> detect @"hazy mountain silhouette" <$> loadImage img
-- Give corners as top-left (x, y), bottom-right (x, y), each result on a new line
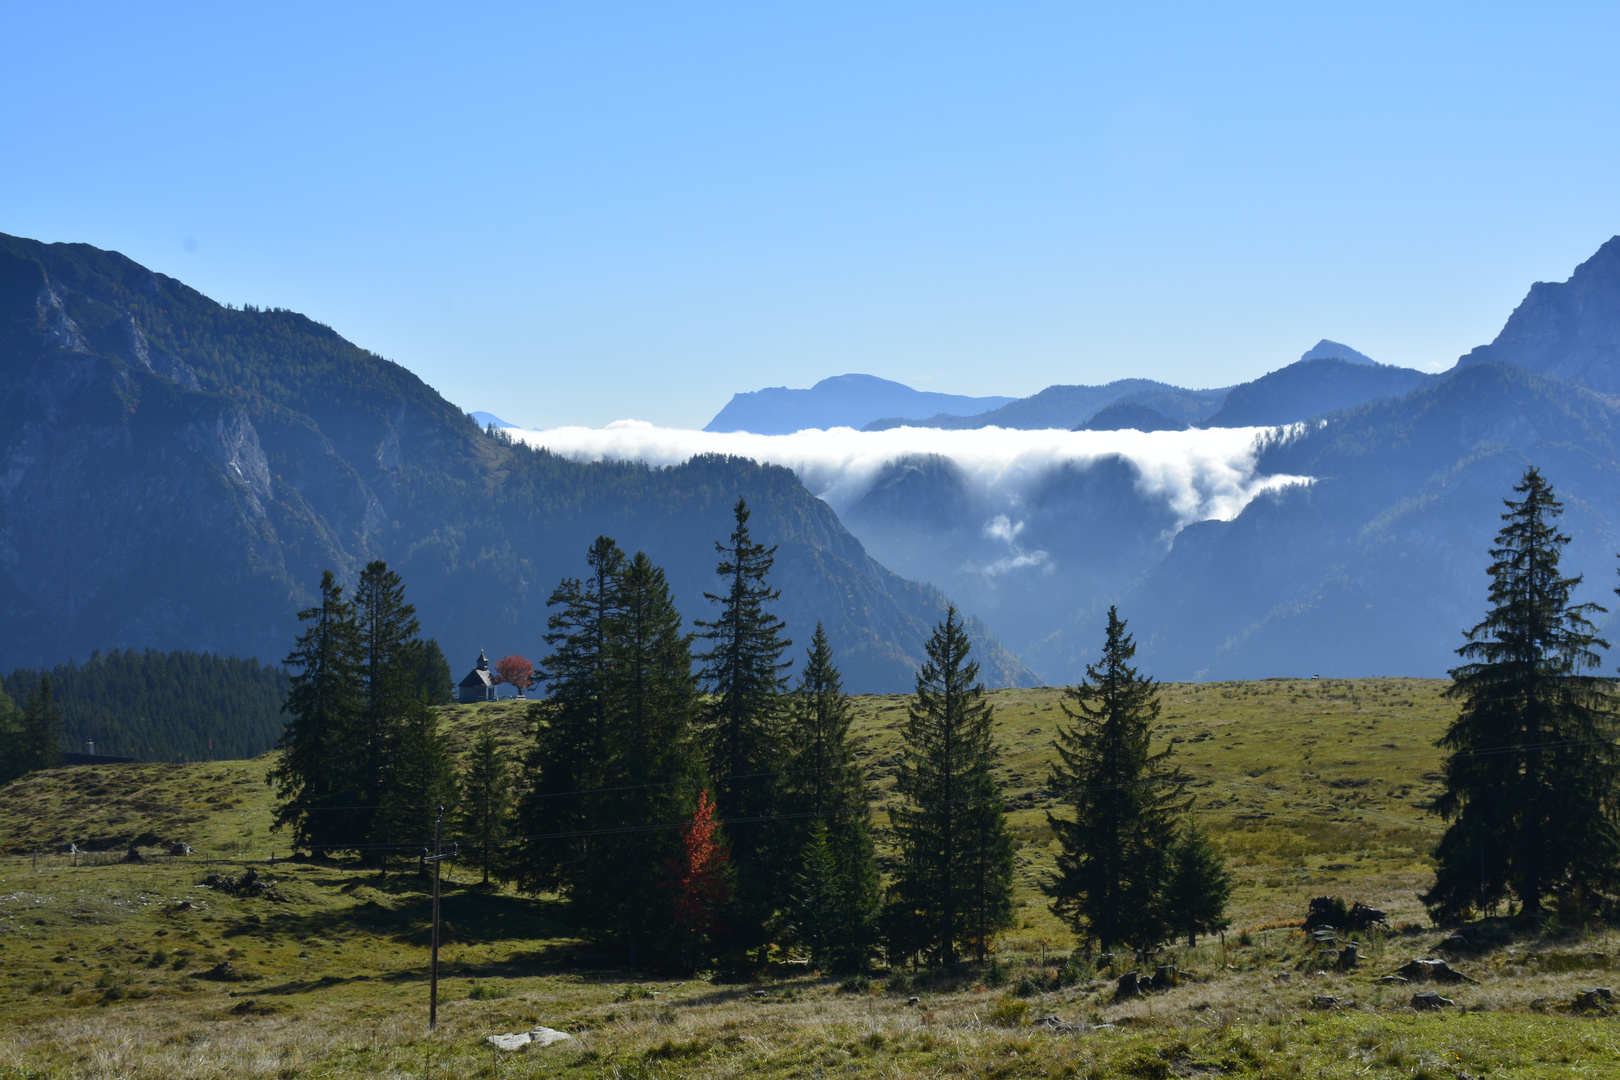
top-left (704, 373), bottom-right (1013, 434)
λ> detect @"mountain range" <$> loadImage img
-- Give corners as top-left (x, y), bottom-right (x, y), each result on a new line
top-left (8, 228), bottom-right (1620, 697)
top-left (0, 234), bottom-right (1034, 693)
top-left (831, 237), bottom-right (1620, 682)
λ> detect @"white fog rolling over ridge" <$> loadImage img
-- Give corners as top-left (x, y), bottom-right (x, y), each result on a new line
top-left (505, 421), bottom-right (1315, 683)
top-left (504, 422), bottom-right (1312, 530)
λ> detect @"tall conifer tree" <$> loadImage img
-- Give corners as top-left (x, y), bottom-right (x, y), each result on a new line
top-left (355, 559), bottom-right (423, 862)
top-left (517, 541), bottom-right (705, 964)
top-left (1424, 467), bottom-right (1619, 920)
top-left (515, 536), bottom-right (626, 894)
top-left (887, 608), bottom-right (1014, 966)
top-left (696, 498), bottom-right (793, 955)
top-left (591, 552), bottom-right (706, 961)
top-left (270, 571), bottom-right (364, 854)
top-left (783, 624), bottom-right (880, 971)
top-left (1045, 606), bottom-right (1187, 954)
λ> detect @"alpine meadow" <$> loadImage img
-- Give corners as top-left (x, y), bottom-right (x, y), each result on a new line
top-left (13, 9), bottom-right (1620, 1074)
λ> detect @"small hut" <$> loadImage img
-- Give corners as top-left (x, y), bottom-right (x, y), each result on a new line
top-left (458, 649), bottom-right (497, 704)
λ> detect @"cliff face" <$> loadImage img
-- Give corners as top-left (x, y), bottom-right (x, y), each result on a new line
top-left (0, 235), bottom-right (1036, 692)
top-left (1459, 236), bottom-right (1620, 393)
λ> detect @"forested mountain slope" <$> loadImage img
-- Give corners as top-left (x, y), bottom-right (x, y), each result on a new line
top-left (1111, 363), bottom-right (1620, 680)
top-left (0, 234), bottom-right (1034, 692)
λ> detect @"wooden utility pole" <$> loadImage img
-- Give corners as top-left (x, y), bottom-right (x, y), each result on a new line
top-left (422, 807), bottom-right (458, 1030)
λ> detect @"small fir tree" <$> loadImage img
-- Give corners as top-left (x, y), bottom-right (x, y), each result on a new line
top-left (269, 571), bottom-right (364, 854)
top-left (1164, 823), bottom-right (1233, 947)
top-left (1424, 467), bottom-right (1619, 920)
top-left (1045, 606), bottom-right (1187, 954)
top-left (887, 608), bottom-right (1015, 966)
top-left (458, 720), bottom-right (512, 885)
top-left (696, 498), bottom-right (793, 957)
top-left (787, 821), bottom-right (840, 969)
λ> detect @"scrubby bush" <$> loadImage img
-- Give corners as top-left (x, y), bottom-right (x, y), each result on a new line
top-left (986, 995), bottom-right (1029, 1027)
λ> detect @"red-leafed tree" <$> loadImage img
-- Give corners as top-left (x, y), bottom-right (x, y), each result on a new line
top-left (669, 790), bottom-right (732, 961)
top-left (492, 654), bottom-right (534, 698)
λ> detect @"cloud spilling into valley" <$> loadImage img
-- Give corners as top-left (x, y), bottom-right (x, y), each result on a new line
top-left (505, 422), bottom-right (1312, 533)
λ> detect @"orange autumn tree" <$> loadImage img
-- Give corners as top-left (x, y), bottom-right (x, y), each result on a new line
top-left (492, 654), bottom-right (534, 697)
top-left (669, 790), bottom-right (732, 963)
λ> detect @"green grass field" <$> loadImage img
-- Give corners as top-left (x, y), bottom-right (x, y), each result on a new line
top-left (4, 679), bottom-right (1620, 1078)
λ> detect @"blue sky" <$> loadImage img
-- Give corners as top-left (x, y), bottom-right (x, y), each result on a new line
top-left (3, 2), bottom-right (1618, 428)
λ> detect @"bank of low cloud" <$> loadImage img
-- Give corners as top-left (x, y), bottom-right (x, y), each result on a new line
top-left (506, 422), bottom-right (1312, 532)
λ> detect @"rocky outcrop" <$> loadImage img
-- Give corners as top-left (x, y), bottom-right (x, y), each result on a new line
top-left (1459, 235), bottom-right (1620, 394)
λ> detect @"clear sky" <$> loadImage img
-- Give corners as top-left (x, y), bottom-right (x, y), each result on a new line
top-left (3, 2), bottom-right (1618, 429)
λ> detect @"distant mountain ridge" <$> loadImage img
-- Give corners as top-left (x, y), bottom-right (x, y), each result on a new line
top-left (858, 344), bottom-right (1422, 433)
top-left (865, 379), bottom-right (1230, 431)
top-left (1202, 357), bottom-right (1436, 427)
top-left (0, 233), bottom-right (1036, 692)
top-left (704, 373), bottom-right (1013, 434)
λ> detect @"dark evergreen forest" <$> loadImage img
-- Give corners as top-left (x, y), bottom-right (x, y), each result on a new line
top-left (1, 649), bottom-right (289, 762)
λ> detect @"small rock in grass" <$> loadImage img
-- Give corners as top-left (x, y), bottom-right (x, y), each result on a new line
top-left (486, 1027), bottom-right (572, 1051)
top-left (907, 996), bottom-right (920, 1006)
top-left (1411, 991), bottom-right (1454, 1010)
top-left (1311, 995), bottom-right (1339, 1009)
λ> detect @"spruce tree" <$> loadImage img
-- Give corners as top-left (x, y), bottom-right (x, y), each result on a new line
top-left (410, 638), bottom-right (455, 705)
top-left (373, 697), bottom-right (460, 873)
top-left (458, 720), bottom-right (512, 885)
top-left (1423, 467), bottom-right (1619, 921)
top-left (1164, 823), bottom-right (1233, 947)
top-left (354, 559), bottom-right (424, 863)
top-left (20, 675), bottom-right (66, 772)
top-left (514, 536), bottom-right (626, 894)
top-left (592, 551), bottom-right (706, 962)
top-left (782, 624), bottom-right (881, 971)
top-left (787, 821), bottom-right (841, 969)
top-left (696, 498), bottom-right (793, 956)
top-left (887, 608), bottom-right (1014, 966)
top-left (1045, 606), bottom-right (1186, 954)
top-left (269, 571), bottom-right (364, 854)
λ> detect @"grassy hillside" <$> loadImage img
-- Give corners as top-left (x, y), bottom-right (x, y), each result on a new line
top-left (3, 680), bottom-right (1619, 1078)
